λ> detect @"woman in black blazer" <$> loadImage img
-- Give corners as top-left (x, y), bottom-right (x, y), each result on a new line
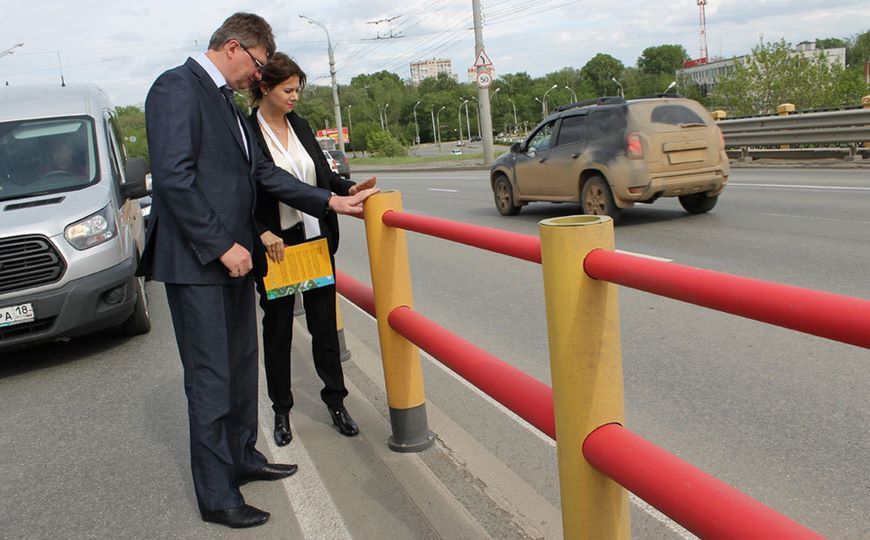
top-left (248, 53), bottom-right (376, 446)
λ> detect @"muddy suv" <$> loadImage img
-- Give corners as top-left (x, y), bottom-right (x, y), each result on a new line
top-left (490, 96), bottom-right (729, 221)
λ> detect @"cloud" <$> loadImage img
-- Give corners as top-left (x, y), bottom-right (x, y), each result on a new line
top-left (1, 0), bottom-right (866, 106)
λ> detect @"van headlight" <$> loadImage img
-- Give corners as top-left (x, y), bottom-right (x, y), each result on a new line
top-left (64, 206), bottom-right (117, 250)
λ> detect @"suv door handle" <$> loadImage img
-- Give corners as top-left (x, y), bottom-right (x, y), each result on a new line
top-left (570, 153), bottom-right (580, 159)
top-left (538, 157), bottom-right (547, 163)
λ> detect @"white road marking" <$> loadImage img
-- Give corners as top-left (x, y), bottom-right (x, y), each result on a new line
top-left (428, 188), bottom-right (459, 193)
top-left (257, 367), bottom-right (351, 539)
top-left (340, 294), bottom-right (696, 539)
top-left (616, 249), bottom-right (673, 262)
top-left (729, 182), bottom-right (870, 191)
top-left (762, 213), bottom-right (870, 225)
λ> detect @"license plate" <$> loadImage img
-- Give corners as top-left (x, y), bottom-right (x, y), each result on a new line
top-left (0, 303), bottom-right (35, 328)
top-left (667, 149), bottom-right (706, 164)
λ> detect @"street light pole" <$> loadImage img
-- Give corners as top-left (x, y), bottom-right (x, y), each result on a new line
top-left (0, 43), bottom-right (23, 60)
top-left (457, 102), bottom-right (464, 143)
top-left (534, 97), bottom-right (544, 119)
top-left (470, 96), bottom-right (481, 139)
top-left (436, 105), bottom-right (446, 154)
top-left (610, 77), bottom-right (624, 98)
top-left (542, 83), bottom-right (558, 117)
top-left (430, 105), bottom-right (436, 146)
top-left (461, 99), bottom-right (471, 142)
top-left (300, 15), bottom-right (344, 150)
top-left (564, 85), bottom-right (577, 102)
top-left (413, 100), bottom-right (421, 147)
top-left (383, 102), bottom-right (390, 133)
top-left (506, 97), bottom-right (518, 133)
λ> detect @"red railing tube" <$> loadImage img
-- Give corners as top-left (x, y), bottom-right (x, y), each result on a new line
top-left (382, 210), bottom-right (542, 264)
top-left (585, 249), bottom-right (870, 349)
top-left (335, 269), bottom-right (376, 317)
top-left (583, 424), bottom-right (823, 540)
top-left (387, 305), bottom-right (557, 439)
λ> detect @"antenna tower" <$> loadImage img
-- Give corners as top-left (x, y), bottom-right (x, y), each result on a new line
top-left (697, 0), bottom-right (708, 59)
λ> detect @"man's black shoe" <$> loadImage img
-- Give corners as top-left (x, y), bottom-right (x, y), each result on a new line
top-left (328, 406), bottom-right (360, 437)
top-left (274, 412), bottom-right (292, 446)
top-left (239, 462), bottom-right (299, 485)
top-left (202, 504), bottom-right (270, 528)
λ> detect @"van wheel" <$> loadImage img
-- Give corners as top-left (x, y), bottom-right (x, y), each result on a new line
top-left (581, 176), bottom-right (621, 221)
top-left (679, 193), bottom-right (719, 214)
top-left (120, 275), bottom-right (151, 336)
top-left (493, 175), bottom-right (521, 216)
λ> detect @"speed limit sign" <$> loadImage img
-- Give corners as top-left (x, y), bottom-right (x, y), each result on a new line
top-left (476, 70), bottom-right (493, 89)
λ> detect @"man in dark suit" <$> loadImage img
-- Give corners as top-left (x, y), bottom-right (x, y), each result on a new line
top-left (139, 13), bottom-right (376, 529)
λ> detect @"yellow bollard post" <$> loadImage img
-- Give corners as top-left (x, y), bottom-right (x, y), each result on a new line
top-left (335, 296), bottom-right (351, 361)
top-left (711, 110), bottom-right (727, 121)
top-left (363, 191), bottom-right (434, 452)
top-left (539, 215), bottom-right (629, 540)
top-left (777, 103), bottom-right (795, 150)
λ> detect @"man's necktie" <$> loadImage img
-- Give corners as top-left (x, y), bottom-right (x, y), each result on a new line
top-left (220, 85), bottom-right (237, 116)
top-left (220, 85), bottom-right (249, 159)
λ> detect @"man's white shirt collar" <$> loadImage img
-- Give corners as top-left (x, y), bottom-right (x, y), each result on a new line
top-left (193, 52), bottom-right (228, 90)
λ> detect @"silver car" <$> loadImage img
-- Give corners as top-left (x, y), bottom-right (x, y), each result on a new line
top-left (0, 84), bottom-right (151, 351)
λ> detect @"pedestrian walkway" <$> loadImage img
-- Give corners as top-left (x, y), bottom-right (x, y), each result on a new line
top-left (244, 299), bottom-right (561, 539)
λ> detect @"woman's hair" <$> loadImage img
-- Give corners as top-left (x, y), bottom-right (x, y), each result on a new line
top-left (249, 52), bottom-right (307, 106)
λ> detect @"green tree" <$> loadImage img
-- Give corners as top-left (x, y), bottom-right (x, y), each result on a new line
top-left (366, 129), bottom-right (406, 157)
top-left (846, 30), bottom-right (870, 68)
top-left (712, 39), bottom-right (860, 116)
top-left (115, 105), bottom-right (148, 162)
top-left (815, 38), bottom-right (848, 50)
top-left (637, 44), bottom-right (689, 74)
top-left (581, 54), bottom-right (625, 97)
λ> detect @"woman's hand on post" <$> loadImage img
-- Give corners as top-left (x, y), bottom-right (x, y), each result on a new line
top-left (260, 231), bottom-right (284, 262)
top-left (348, 176), bottom-right (377, 196)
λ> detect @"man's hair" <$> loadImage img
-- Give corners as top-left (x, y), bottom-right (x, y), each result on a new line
top-left (250, 53), bottom-right (307, 105)
top-left (208, 12), bottom-right (276, 57)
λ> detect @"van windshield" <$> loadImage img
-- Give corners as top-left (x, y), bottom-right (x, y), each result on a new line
top-left (0, 117), bottom-right (98, 202)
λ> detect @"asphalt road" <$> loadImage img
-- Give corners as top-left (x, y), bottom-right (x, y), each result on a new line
top-left (334, 167), bottom-right (869, 538)
top-left (1, 167), bottom-right (866, 538)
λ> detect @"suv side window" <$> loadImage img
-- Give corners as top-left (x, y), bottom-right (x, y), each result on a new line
top-left (650, 105), bottom-right (706, 126)
top-left (556, 115), bottom-right (588, 146)
top-left (527, 121), bottom-right (556, 152)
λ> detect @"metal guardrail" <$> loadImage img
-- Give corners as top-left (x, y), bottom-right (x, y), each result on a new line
top-left (719, 108), bottom-right (870, 147)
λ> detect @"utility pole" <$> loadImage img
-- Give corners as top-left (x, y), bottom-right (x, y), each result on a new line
top-left (471, 0), bottom-right (494, 164)
top-left (300, 15), bottom-right (345, 150)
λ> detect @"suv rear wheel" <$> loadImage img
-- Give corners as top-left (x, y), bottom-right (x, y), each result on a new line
top-left (493, 175), bottom-right (521, 216)
top-left (679, 192), bottom-right (719, 214)
top-left (581, 175), bottom-right (621, 221)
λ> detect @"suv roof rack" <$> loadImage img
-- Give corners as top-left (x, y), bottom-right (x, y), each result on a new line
top-left (631, 92), bottom-right (684, 100)
top-left (552, 96), bottom-right (625, 113)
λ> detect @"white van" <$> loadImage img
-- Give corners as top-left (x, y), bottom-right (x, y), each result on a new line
top-left (0, 84), bottom-right (151, 352)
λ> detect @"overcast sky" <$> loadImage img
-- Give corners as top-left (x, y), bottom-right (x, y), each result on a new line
top-left (1, 0), bottom-right (867, 107)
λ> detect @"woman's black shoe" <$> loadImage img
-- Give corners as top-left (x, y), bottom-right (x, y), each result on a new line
top-left (274, 412), bottom-right (293, 446)
top-left (327, 406), bottom-right (360, 437)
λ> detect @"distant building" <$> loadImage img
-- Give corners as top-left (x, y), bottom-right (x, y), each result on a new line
top-left (410, 58), bottom-right (458, 85)
top-left (677, 41), bottom-right (846, 93)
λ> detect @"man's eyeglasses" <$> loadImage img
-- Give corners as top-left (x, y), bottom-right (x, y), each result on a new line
top-left (240, 44), bottom-right (267, 72)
